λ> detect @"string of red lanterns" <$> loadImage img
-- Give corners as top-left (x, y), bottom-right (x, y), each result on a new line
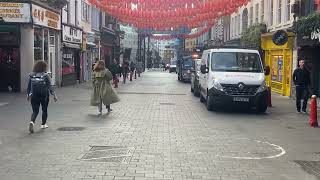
top-left (88, 0), bottom-right (249, 37)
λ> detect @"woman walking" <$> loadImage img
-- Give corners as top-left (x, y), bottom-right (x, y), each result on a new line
top-left (91, 60), bottom-right (120, 115)
top-left (27, 61), bottom-right (57, 133)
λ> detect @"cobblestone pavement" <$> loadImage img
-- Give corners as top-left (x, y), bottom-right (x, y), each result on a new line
top-left (0, 70), bottom-right (320, 180)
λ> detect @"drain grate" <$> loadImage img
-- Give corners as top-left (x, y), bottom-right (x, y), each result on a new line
top-left (57, 127), bottom-right (85, 131)
top-left (159, 103), bottom-right (176, 105)
top-left (294, 160), bottom-right (320, 177)
top-left (80, 146), bottom-right (135, 163)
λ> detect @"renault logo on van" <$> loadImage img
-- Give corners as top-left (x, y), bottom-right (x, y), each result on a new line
top-left (238, 83), bottom-right (245, 90)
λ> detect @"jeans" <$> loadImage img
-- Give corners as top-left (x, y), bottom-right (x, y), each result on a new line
top-left (296, 86), bottom-right (309, 111)
top-left (31, 95), bottom-right (49, 125)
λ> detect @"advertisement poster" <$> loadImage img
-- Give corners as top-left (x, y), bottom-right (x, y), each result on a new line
top-left (271, 55), bottom-right (283, 82)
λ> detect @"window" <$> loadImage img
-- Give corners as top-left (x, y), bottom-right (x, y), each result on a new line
top-left (286, 0), bottom-right (291, 21)
top-left (63, 2), bottom-right (70, 23)
top-left (82, 1), bottom-right (90, 22)
top-left (261, 1), bottom-right (264, 22)
top-left (255, 4), bottom-right (259, 23)
top-left (270, 0), bottom-right (274, 25)
top-left (278, 0), bottom-right (282, 24)
top-left (250, 6), bottom-right (253, 25)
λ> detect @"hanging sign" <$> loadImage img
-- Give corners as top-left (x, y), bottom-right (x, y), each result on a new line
top-left (272, 30), bottom-right (288, 46)
top-left (32, 4), bottom-right (61, 30)
top-left (0, 2), bottom-right (31, 23)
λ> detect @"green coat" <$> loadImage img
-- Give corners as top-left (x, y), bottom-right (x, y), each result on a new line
top-left (90, 69), bottom-right (120, 106)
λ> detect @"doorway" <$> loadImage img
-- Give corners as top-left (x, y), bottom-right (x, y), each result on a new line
top-left (0, 47), bottom-right (20, 92)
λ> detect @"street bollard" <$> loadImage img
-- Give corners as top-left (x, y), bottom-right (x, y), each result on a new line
top-left (309, 95), bottom-right (318, 128)
top-left (267, 86), bottom-right (272, 107)
top-left (130, 71), bottom-right (133, 81)
top-left (134, 70), bottom-right (137, 79)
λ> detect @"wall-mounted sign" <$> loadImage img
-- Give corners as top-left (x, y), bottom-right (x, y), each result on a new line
top-left (311, 29), bottom-right (320, 42)
top-left (272, 30), bottom-right (288, 46)
top-left (62, 24), bottom-right (82, 44)
top-left (32, 4), bottom-right (60, 30)
top-left (0, 2), bottom-right (31, 23)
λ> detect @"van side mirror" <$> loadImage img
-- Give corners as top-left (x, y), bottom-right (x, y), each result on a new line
top-left (264, 66), bottom-right (270, 76)
top-left (200, 65), bottom-right (208, 74)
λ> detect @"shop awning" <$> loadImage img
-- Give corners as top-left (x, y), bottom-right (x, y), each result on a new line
top-left (63, 42), bottom-right (81, 49)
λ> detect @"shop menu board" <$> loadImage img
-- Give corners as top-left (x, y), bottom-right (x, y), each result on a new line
top-left (0, 2), bottom-right (31, 23)
top-left (62, 50), bottom-right (75, 75)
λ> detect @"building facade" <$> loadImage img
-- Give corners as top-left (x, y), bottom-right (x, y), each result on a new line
top-left (0, 0), bottom-right (66, 92)
top-left (230, 0), bottom-right (297, 97)
top-left (120, 25), bottom-right (138, 64)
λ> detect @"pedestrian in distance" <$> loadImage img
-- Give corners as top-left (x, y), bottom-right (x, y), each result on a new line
top-left (90, 60), bottom-right (120, 115)
top-left (293, 59), bottom-right (310, 113)
top-left (27, 61), bottom-right (57, 133)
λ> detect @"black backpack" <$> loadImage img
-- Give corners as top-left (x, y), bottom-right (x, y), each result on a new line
top-left (30, 73), bottom-right (48, 97)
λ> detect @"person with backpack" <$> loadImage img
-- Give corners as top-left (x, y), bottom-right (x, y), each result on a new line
top-left (90, 60), bottom-right (120, 115)
top-left (27, 61), bottom-right (57, 133)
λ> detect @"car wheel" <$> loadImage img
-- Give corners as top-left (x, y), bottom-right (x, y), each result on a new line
top-left (200, 90), bottom-right (205, 103)
top-left (194, 88), bottom-right (200, 97)
top-left (206, 95), bottom-right (214, 111)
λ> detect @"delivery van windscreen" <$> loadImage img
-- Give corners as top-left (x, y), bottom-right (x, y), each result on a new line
top-left (183, 58), bottom-right (193, 69)
top-left (211, 52), bottom-right (262, 72)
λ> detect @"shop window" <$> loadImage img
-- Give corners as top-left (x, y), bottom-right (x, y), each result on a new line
top-left (62, 48), bottom-right (75, 75)
top-left (44, 29), bottom-right (49, 63)
top-left (34, 27), bottom-right (43, 61)
top-left (271, 55), bottom-right (283, 82)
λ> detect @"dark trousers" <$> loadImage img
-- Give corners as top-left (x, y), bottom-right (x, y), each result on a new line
top-left (296, 86), bottom-right (309, 111)
top-left (31, 95), bottom-right (49, 125)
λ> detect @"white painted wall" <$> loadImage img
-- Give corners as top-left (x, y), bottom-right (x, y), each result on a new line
top-left (20, 25), bottom-right (34, 92)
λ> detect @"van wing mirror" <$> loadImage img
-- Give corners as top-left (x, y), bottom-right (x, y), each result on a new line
top-left (200, 65), bottom-right (208, 74)
top-left (264, 66), bottom-right (270, 76)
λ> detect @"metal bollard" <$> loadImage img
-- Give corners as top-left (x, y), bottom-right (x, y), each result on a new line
top-left (267, 86), bottom-right (272, 107)
top-left (134, 70), bottom-right (137, 79)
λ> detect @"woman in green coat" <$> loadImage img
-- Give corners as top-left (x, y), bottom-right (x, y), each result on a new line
top-left (91, 60), bottom-right (120, 115)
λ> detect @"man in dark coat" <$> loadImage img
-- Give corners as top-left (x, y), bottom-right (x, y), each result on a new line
top-left (293, 59), bottom-right (310, 113)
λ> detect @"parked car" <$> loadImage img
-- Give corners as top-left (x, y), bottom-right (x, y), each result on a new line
top-left (191, 58), bottom-right (202, 96)
top-left (199, 48), bottom-right (270, 113)
top-left (177, 56), bottom-right (193, 82)
top-left (169, 59), bottom-right (177, 73)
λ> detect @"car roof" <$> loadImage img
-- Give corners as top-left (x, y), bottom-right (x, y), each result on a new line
top-left (203, 48), bottom-right (259, 54)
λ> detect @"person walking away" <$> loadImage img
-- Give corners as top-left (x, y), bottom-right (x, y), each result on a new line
top-left (293, 59), bottom-right (310, 113)
top-left (27, 61), bottom-right (57, 133)
top-left (109, 59), bottom-right (119, 86)
top-left (91, 60), bottom-right (120, 115)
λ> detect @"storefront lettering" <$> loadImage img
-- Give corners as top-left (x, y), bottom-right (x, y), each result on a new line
top-left (63, 25), bottom-right (82, 44)
top-left (311, 29), bottom-right (320, 42)
top-left (32, 4), bottom-right (60, 30)
top-left (0, 3), bottom-right (30, 22)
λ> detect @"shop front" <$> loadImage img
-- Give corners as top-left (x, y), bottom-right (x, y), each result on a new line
top-left (32, 4), bottom-right (61, 86)
top-left (61, 24), bottom-right (82, 86)
top-left (261, 31), bottom-right (295, 97)
top-left (0, 2), bottom-right (31, 92)
top-left (297, 29), bottom-right (320, 96)
top-left (83, 32), bottom-right (100, 81)
top-left (101, 29), bottom-right (116, 68)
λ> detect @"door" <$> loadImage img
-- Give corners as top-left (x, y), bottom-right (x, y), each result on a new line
top-left (49, 30), bottom-right (55, 85)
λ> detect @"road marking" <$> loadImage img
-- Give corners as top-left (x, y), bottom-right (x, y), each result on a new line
top-left (0, 102), bottom-right (9, 107)
top-left (216, 138), bottom-right (286, 160)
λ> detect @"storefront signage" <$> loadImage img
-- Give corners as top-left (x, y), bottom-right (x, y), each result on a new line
top-left (32, 4), bottom-right (60, 30)
top-left (311, 29), bottom-right (320, 42)
top-left (62, 24), bottom-right (82, 44)
top-left (272, 30), bottom-right (288, 46)
top-left (0, 2), bottom-right (31, 23)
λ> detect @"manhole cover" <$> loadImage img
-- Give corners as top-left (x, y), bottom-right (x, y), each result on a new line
top-left (159, 103), bottom-right (176, 105)
top-left (294, 160), bottom-right (320, 177)
top-left (57, 127), bottom-right (85, 131)
top-left (80, 146), bottom-right (135, 163)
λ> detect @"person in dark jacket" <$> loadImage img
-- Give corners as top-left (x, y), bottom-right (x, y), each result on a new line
top-left (27, 61), bottom-right (58, 133)
top-left (293, 59), bottom-right (310, 113)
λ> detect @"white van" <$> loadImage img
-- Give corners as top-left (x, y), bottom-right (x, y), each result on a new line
top-left (199, 48), bottom-right (270, 113)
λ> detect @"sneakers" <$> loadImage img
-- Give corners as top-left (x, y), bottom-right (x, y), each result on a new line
top-left (41, 124), bottom-right (49, 129)
top-left (302, 110), bottom-right (307, 114)
top-left (29, 122), bottom-right (34, 133)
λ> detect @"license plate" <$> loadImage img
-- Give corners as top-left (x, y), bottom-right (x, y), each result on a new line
top-left (233, 97), bottom-right (249, 102)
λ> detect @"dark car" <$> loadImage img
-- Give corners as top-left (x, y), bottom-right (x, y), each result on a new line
top-left (191, 58), bottom-right (202, 96)
top-left (177, 56), bottom-right (193, 82)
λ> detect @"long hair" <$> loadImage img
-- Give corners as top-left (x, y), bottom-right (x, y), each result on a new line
top-left (93, 60), bottom-right (105, 71)
top-left (33, 61), bottom-right (47, 73)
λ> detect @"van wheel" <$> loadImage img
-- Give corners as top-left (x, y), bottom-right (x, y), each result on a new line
top-left (256, 102), bottom-right (267, 113)
top-left (206, 95), bottom-right (214, 111)
top-left (200, 91), bottom-right (205, 103)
